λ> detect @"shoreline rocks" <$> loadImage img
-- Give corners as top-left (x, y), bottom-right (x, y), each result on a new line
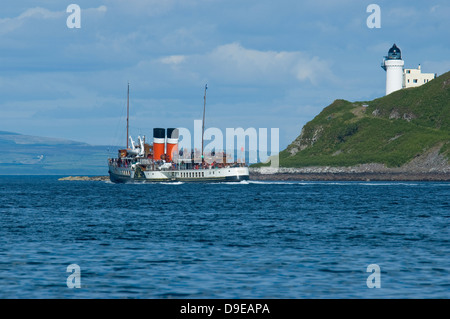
top-left (249, 171), bottom-right (450, 181)
top-left (250, 146), bottom-right (450, 181)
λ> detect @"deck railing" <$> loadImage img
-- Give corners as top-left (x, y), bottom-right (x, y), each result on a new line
top-left (108, 157), bottom-right (247, 171)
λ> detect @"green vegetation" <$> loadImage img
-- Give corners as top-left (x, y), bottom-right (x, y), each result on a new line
top-left (256, 70), bottom-right (450, 168)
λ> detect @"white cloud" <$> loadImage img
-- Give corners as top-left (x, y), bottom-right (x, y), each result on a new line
top-left (16, 7), bottom-right (63, 20)
top-left (160, 55), bottom-right (186, 65)
top-left (387, 7), bottom-right (419, 20)
top-left (0, 5), bottom-right (107, 35)
top-left (430, 5), bottom-right (440, 13)
top-left (104, 0), bottom-right (210, 17)
top-left (0, 7), bottom-right (63, 34)
top-left (156, 42), bottom-right (335, 85)
top-left (429, 3), bottom-right (450, 16)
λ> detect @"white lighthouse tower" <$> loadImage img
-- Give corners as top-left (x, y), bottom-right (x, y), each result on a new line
top-left (381, 44), bottom-right (404, 95)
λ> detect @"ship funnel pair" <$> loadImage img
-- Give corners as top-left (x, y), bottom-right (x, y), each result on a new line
top-left (153, 128), bottom-right (179, 161)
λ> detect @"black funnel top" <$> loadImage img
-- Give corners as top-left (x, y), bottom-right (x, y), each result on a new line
top-left (167, 128), bottom-right (179, 139)
top-left (153, 128), bottom-right (165, 139)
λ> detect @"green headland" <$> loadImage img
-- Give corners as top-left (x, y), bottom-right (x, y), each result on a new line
top-left (256, 70), bottom-right (450, 170)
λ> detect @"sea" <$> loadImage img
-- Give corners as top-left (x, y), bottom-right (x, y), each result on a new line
top-left (0, 176), bottom-right (448, 299)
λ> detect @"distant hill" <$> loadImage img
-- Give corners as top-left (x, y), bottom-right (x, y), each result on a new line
top-left (0, 131), bottom-right (118, 175)
top-left (256, 70), bottom-right (450, 170)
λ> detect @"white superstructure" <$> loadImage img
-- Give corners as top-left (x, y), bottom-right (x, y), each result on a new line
top-left (108, 159), bottom-right (249, 183)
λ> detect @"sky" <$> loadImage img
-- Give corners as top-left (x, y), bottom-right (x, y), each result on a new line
top-left (0, 0), bottom-right (449, 150)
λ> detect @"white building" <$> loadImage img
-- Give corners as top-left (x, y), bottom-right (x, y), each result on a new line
top-left (403, 65), bottom-right (436, 88)
top-left (381, 44), bottom-right (436, 95)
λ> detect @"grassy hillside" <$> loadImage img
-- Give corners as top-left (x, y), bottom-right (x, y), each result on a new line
top-left (267, 70), bottom-right (450, 168)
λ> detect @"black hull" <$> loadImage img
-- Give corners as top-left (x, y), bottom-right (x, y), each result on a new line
top-left (108, 170), bottom-right (249, 184)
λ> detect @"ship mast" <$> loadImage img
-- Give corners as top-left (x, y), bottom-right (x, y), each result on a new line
top-left (127, 82), bottom-right (129, 149)
top-left (201, 84), bottom-right (207, 163)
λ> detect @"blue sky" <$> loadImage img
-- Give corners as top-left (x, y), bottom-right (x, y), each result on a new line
top-left (0, 0), bottom-right (449, 149)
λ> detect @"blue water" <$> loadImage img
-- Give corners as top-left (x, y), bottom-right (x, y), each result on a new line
top-left (0, 176), bottom-right (448, 298)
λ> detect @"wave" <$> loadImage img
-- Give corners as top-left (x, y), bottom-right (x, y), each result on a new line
top-left (355, 182), bottom-right (420, 186)
top-left (219, 180), bottom-right (300, 185)
top-left (158, 181), bottom-right (185, 185)
top-left (247, 181), bottom-right (424, 186)
top-left (247, 180), bottom-right (299, 185)
top-left (220, 180), bottom-right (250, 185)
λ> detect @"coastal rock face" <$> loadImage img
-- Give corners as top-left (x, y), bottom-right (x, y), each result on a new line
top-left (288, 125), bottom-right (324, 156)
top-left (389, 109), bottom-right (401, 120)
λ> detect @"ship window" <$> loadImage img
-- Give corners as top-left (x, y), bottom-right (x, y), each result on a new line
top-left (413, 79), bottom-right (418, 83)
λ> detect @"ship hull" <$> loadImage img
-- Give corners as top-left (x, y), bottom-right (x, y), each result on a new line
top-left (108, 165), bottom-right (249, 183)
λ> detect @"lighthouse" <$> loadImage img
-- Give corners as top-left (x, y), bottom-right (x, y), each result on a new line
top-left (381, 44), bottom-right (404, 95)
